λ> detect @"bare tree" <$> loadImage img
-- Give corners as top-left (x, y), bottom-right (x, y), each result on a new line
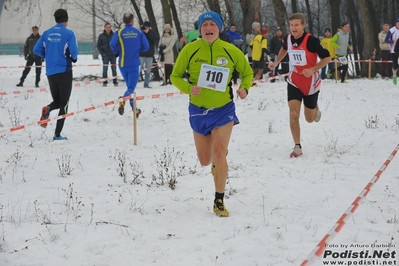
top-left (169, 0), bottom-right (183, 40)
top-left (304, 0), bottom-right (313, 34)
top-left (130, 0), bottom-right (144, 26)
top-left (290, 0), bottom-right (298, 13)
top-left (357, 0), bottom-right (380, 77)
top-left (207, 0), bottom-right (221, 13)
top-left (143, 0), bottom-right (159, 39)
top-left (271, 0), bottom-right (288, 34)
top-left (239, 0), bottom-right (261, 37)
top-left (329, 0), bottom-right (341, 33)
top-left (160, 0), bottom-right (173, 25)
top-left (224, 0), bottom-right (235, 26)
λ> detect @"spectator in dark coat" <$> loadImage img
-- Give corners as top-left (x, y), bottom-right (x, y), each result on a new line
top-left (16, 26), bottom-right (42, 87)
top-left (140, 21), bottom-right (160, 88)
top-left (269, 27), bottom-right (289, 82)
top-left (97, 22), bottom-right (118, 86)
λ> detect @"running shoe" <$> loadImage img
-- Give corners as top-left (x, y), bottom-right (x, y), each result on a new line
top-left (290, 145), bottom-right (303, 158)
top-left (315, 106), bottom-right (321, 123)
top-left (53, 135), bottom-right (67, 140)
top-left (40, 106), bottom-right (50, 128)
top-left (213, 199), bottom-right (229, 217)
top-left (118, 96), bottom-right (125, 115)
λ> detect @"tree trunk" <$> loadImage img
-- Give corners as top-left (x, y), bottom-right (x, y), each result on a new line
top-left (357, 0), bottom-right (379, 77)
top-left (329, 0), bottom-right (341, 33)
top-left (239, 0), bottom-right (261, 37)
top-left (346, 0), bottom-right (362, 77)
top-left (160, 0), bottom-right (172, 25)
top-left (291, 0), bottom-right (299, 13)
top-left (207, 0), bottom-right (221, 13)
top-left (304, 0), bottom-right (313, 34)
top-left (225, 0), bottom-right (235, 26)
top-left (169, 0), bottom-right (182, 40)
top-left (271, 0), bottom-right (288, 35)
top-left (130, 0), bottom-right (143, 26)
top-left (144, 0), bottom-right (159, 42)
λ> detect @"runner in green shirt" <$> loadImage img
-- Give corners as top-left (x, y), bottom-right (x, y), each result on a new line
top-left (171, 11), bottom-right (253, 218)
top-left (179, 20), bottom-right (199, 50)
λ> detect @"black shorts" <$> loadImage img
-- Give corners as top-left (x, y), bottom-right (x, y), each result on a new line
top-left (252, 59), bottom-right (265, 69)
top-left (391, 53), bottom-right (399, 70)
top-left (287, 83), bottom-right (319, 109)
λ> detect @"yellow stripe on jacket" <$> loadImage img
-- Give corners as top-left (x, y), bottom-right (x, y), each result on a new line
top-left (118, 28), bottom-right (125, 67)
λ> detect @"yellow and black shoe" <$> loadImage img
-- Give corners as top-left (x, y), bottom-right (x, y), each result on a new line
top-left (118, 96), bottom-right (125, 115)
top-left (213, 199), bottom-right (229, 217)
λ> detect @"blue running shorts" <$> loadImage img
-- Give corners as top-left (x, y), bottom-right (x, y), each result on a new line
top-left (188, 101), bottom-right (239, 136)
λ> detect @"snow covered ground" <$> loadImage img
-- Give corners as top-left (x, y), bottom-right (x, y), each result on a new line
top-left (0, 55), bottom-right (398, 266)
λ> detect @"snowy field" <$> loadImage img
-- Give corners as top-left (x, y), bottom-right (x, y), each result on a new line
top-left (0, 55), bottom-right (398, 266)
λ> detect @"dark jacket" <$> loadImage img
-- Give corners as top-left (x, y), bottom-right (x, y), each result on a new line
top-left (140, 29), bottom-right (159, 57)
top-left (97, 30), bottom-right (114, 56)
top-left (25, 33), bottom-right (41, 58)
top-left (219, 31), bottom-right (231, 43)
top-left (269, 35), bottom-right (288, 61)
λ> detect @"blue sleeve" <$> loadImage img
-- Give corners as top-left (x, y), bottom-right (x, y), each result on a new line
top-left (140, 32), bottom-right (149, 53)
top-left (68, 31), bottom-right (79, 60)
top-left (110, 31), bottom-right (119, 54)
top-left (33, 35), bottom-right (45, 58)
top-left (385, 30), bottom-right (394, 44)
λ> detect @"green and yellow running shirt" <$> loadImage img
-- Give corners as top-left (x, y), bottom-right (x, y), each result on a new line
top-left (171, 38), bottom-right (253, 109)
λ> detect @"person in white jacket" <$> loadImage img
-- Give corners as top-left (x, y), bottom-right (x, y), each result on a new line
top-left (159, 23), bottom-right (177, 85)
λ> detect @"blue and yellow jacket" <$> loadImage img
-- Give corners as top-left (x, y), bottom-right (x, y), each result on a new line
top-left (33, 23), bottom-right (78, 76)
top-left (170, 38), bottom-right (253, 109)
top-left (110, 24), bottom-right (149, 68)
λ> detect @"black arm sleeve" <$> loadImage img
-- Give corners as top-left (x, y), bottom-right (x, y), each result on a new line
top-left (307, 35), bottom-right (330, 59)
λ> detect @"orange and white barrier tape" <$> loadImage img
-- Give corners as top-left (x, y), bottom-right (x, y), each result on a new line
top-left (0, 87), bottom-right (48, 96)
top-left (0, 91), bottom-right (185, 135)
top-left (0, 62), bottom-right (162, 69)
top-left (0, 76), bottom-right (120, 96)
top-left (74, 76), bottom-right (119, 87)
top-left (300, 143), bottom-right (399, 266)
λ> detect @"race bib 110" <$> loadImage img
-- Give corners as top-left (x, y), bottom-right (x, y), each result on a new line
top-left (197, 64), bottom-right (230, 92)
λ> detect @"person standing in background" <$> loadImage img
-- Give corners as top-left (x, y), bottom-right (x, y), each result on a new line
top-left (269, 27), bottom-right (289, 83)
top-left (379, 24), bottom-right (392, 80)
top-left (97, 22), bottom-right (118, 87)
top-left (320, 28), bottom-right (335, 80)
top-left (110, 13), bottom-right (149, 117)
top-left (159, 23), bottom-right (176, 86)
top-left (384, 17), bottom-right (399, 84)
top-left (225, 24), bottom-right (244, 85)
top-left (34, 9), bottom-right (78, 140)
top-left (16, 26), bottom-right (42, 88)
top-left (245, 22), bottom-right (258, 66)
top-left (225, 24), bottom-right (244, 48)
top-left (250, 25), bottom-right (269, 86)
top-left (140, 21), bottom-right (159, 88)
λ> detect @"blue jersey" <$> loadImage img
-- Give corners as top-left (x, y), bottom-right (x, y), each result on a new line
top-left (110, 24), bottom-right (149, 68)
top-left (33, 23), bottom-right (78, 76)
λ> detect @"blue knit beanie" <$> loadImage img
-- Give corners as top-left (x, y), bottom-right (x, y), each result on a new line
top-left (198, 11), bottom-right (223, 33)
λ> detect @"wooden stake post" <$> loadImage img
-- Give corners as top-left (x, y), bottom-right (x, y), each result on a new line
top-left (133, 92), bottom-right (138, 145)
